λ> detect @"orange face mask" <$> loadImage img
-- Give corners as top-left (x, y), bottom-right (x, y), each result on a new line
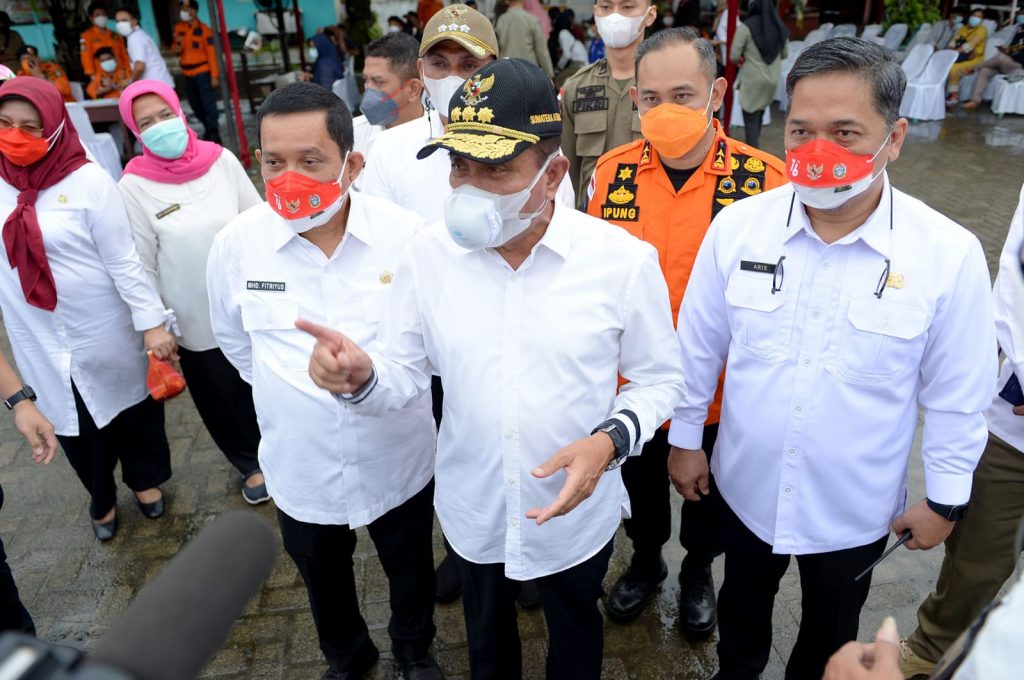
top-left (0, 126), bottom-right (51, 166)
top-left (639, 90), bottom-right (714, 159)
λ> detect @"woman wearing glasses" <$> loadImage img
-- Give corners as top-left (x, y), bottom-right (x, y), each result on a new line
top-left (0, 78), bottom-right (175, 541)
top-left (116, 80), bottom-right (267, 504)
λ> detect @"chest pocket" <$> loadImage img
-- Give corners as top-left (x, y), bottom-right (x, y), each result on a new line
top-left (573, 109), bottom-right (608, 159)
top-left (240, 300), bottom-right (307, 370)
top-left (725, 275), bottom-right (787, 364)
top-left (825, 297), bottom-right (930, 386)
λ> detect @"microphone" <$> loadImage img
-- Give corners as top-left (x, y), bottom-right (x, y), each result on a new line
top-left (85, 510), bottom-right (277, 680)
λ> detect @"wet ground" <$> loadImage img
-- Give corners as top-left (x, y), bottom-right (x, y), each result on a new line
top-left (1, 105), bottom-right (1023, 679)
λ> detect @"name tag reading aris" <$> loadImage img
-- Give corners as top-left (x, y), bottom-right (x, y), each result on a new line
top-left (740, 260), bottom-right (777, 274)
top-left (247, 281), bottom-right (286, 292)
top-left (155, 204), bottom-right (181, 219)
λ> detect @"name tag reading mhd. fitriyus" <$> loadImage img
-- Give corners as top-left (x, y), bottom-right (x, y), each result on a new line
top-left (740, 260), bottom-right (777, 274)
top-left (246, 281), bottom-right (286, 292)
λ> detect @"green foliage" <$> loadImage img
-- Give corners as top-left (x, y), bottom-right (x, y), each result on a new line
top-left (883, 0), bottom-right (942, 34)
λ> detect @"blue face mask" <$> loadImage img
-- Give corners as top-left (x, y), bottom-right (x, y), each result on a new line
top-left (141, 117), bottom-right (190, 159)
top-left (1017, 15), bottom-right (1024, 25)
top-left (968, 16), bottom-right (982, 28)
top-left (360, 87), bottom-right (400, 127)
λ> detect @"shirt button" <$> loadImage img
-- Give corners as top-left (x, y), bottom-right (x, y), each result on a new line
top-left (784, 487), bottom-right (792, 495)
top-left (504, 429), bottom-right (515, 439)
top-left (788, 448), bottom-right (796, 456)
top-left (802, 358), bottom-right (811, 366)
top-left (811, 310), bottom-right (820, 319)
top-left (822, 262), bottom-right (830, 270)
top-left (794, 405), bottom-right (802, 413)
top-left (507, 477), bottom-right (517, 486)
top-left (510, 518), bottom-right (519, 528)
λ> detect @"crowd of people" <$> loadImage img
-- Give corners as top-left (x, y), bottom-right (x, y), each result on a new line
top-left (0, 2), bottom-right (1020, 680)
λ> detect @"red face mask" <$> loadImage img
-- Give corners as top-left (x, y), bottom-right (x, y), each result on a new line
top-left (785, 138), bottom-right (876, 188)
top-left (265, 170), bottom-right (343, 220)
top-left (0, 126), bottom-right (52, 166)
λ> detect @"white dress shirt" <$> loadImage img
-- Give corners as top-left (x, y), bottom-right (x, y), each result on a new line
top-left (669, 177), bottom-right (996, 555)
top-left (207, 191), bottom-right (437, 527)
top-left (358, 107), bottom-right (576, 223)
top-left (126, 27), bottom-right (174, 87)
top-left (344, 203), bottom-right (685, 579)
top-left (0, 163), bottom-right (168, 436)
top-left (352, 114), bottom-right (383, 157)
top-left (119, 151), bottom-right (262, 351)
top-left (985, 183), bottom-right (1024, 453)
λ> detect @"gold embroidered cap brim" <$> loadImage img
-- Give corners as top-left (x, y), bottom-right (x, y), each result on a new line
top-left (418, 131), bottom-right (532, 163)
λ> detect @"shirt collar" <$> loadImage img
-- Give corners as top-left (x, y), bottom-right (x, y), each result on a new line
top-left (785, 172), bottom-right (893, 256)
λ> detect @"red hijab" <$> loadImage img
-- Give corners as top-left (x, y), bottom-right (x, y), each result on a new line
top-left (0, 77), bottom-right (89, 312)
top-left (119, 80), bottom-right (222, 184)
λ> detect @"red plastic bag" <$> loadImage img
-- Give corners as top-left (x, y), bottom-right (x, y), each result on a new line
top-left (146, 351), bottom-right (186, 401)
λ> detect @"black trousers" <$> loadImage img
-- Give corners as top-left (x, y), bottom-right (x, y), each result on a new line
top-left (742, 109), bottom-right (765, 149)
top-left (451, 538), bottom-right (614, 680)
top-left (178, 347), bottom-right (261, 478)
top-left (184, 72), bottom-right (220, 139)
top-left (715, 495), bottom-right (889, 680)
top-left (0, 485), bottom-right (33, 636)
top-left (621, 425), bottom-right (722, 567)
top-left (56, 384), bottom-right (172, 520)
top-left (277, 480), bottom-right (436, 672)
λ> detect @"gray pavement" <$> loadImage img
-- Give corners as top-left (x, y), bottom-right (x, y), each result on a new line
top-left (1, 105), bottom-right (1023, 679)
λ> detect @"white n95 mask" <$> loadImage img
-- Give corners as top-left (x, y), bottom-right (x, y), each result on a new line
top-left (423, 75), bottom-right (465, 117)
top-left (443, 155), bottom-right (555, 250)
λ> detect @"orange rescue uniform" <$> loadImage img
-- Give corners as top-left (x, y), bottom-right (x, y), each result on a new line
top-left (79, 26), bottom-right (130, 78)
top-left (86, 62), bottom-right (132, 100)
top-left (588, 119), bottom-right (787, 424)
top-left (19, 62), bottom-right (74, 102)
top-left (173, 19), bottom-right (219, 79)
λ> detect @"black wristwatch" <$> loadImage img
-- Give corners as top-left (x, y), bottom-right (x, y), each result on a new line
top-left (593, 420), bottom-right (630, 471)
top-left (4, 385), bottom-right (36, 410)
top-left (926, 498), bottom-right (969, 521)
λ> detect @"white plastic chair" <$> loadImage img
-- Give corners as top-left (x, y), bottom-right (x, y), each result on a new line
top-left (69, 82), bottom-right (85, 102)
top-left (983, 19), bottom-right (998, 37)
top-left (900, 44), bottom-right (934, 81)
top-left (899, 49), bottom-right (959, 121)
top-left (958, 38), bottom-right (1006, 101)
top-left (994, 25), bottom-right (1017, 43)
top-left (729, 87), bottom-right (772, 129)
top-left (861, 24), bottom-right (883, 41)
top-left (775, 40), bottom-right (805, 111)
top-left (830, 24), bottom-right (857, 38)
top-left (992, 75), bottom-right (1024, 116)
top-left (896, 23), bottom-right (932, 60)
top-left (65, 102), bottom-right (122, 180)
top-left (803, 28), bottom-right (828, 46)
top-left (877, 23), bottom-right (909, 51)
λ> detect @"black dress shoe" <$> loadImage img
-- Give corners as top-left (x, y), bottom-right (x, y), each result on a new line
top-left (321, 641), bottom-right (379, 679)
top-left (136, 493), bottom-right (165, 519)
top-left (92, 515), bottom-right (118, 542)
top-left (605, 555), bottom-right (668, 622)
top-left (679, 561), bottom-right (717, 637)
top-left (397, 653), bottom-right (444, 680)
top-left (435, 553), bottom-right (462, 603)
top-left (516, 579), bottom-right (541, 610)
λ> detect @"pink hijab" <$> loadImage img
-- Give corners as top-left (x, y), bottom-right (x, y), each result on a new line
top-left (118, 80), bottom-right (222, 184)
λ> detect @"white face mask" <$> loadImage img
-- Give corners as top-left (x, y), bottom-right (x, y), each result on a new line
top-left (791, 137), bottom-right (890, 211)
top-left (93, 15), bottom-right (109, 29)
top-left (594, 10), bottom-right (649, 49)
top-left (282, 152), bottom-right (352, 235)
top-left (387, 25), bottom-right (402, 33)
top-left (423, 75), bottom-right (465, 117)
top-left (116, 21), bottom-right (133, 37)
top-left (180, 10), bottom-right (193, 22)
top-left (306, 47), bottom-right (319, 61)
top-left (443, 155), bottom-right (554, 250)
top-left (100, 59), bottom-right (118, 74)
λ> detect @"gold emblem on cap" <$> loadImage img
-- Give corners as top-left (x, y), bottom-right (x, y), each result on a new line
top-left (886, 272), bottom-right (905, 289)
top-left (608, 186), bottom-right (635, 205)
top-left (380, 271), bottom-right (393, 285)
top-left (58, 194), bottom-right (68, 204)
top-left (444, 5), bottom-right (468, 19)
top-left (477, 107), bottom-right (494, 123)
top-left (462, 73), bottom-right (495, 106)
top-left (461, 107), bottom-right (477, 122)
top-left (450, 106), bottom-right (462, 121)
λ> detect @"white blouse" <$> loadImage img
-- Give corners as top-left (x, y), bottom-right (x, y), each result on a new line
top-left (0, 163), bottom-right (168, 436)
top-left (118, 151), bottom-right (262, 351)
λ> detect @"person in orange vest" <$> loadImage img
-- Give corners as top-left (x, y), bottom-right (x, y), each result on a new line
top-left (79, 2), bottom-right (130, 80)
top-left (86, 46), bottom-right (131, 99)
top-left (17, 45), bottom-right (74, 102)
top-left (587, 27), bottom-right (787, 635)
top-left (173, 0), bottom-right (221, 144)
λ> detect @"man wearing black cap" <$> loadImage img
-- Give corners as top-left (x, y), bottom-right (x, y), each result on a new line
top-left (299, 58), bottom-right (684, 679)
